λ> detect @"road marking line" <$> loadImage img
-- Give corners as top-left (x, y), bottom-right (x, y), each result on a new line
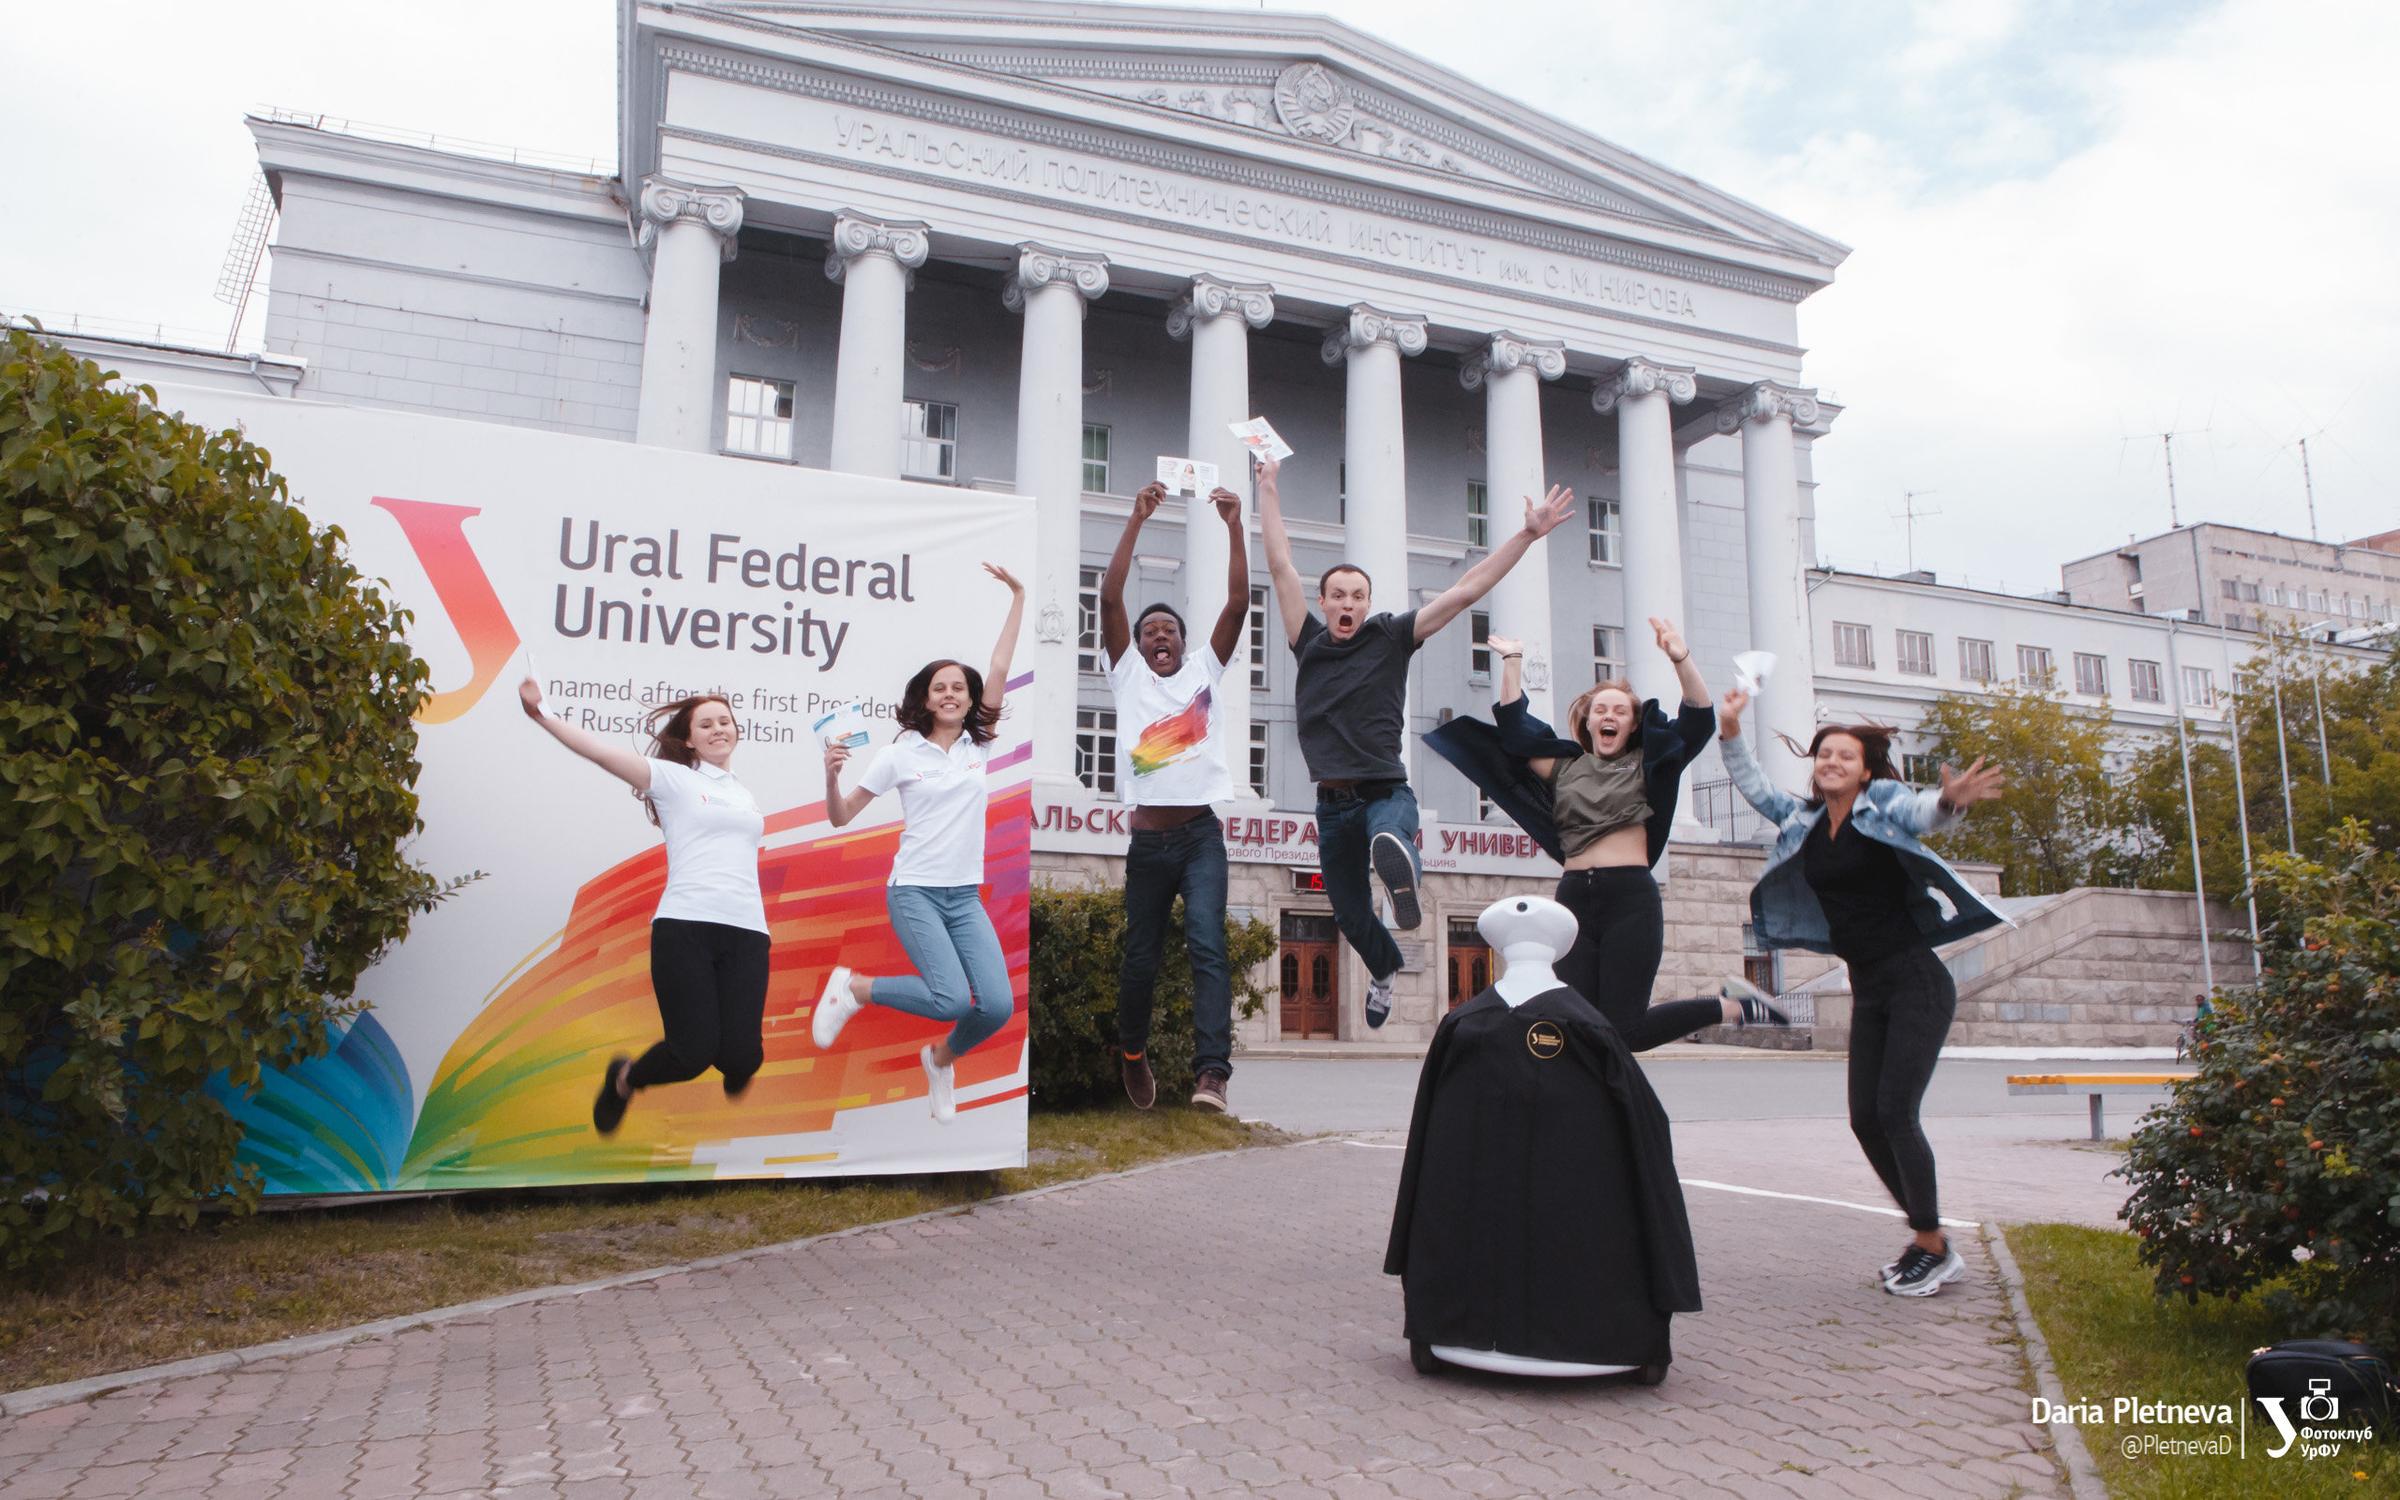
top-left (1680, 1178), bottom-right (1978, 1228)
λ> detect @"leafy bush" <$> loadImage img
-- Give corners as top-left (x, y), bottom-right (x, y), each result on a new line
top-left (1029, 883), bottom-right (1275, 1110)
top-left (2120, 824), bottom-right (2400, 1345)
top-left (1, 328), bottom-right (453, 1275)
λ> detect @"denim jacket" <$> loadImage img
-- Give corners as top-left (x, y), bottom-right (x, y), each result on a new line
top-left (1423, 693), bottom-right (1714, 868)
top-left (1719, 730), bottom-right (2009, 954)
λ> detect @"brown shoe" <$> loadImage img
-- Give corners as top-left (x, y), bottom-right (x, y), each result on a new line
top-left (1119, 1050), bottom-right (1156, 1110)
top-left (1191, 1068), bottom-right (1229, 1113)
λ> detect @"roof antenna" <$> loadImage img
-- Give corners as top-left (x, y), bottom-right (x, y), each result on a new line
top-left (2123, 420), bottom-right (2210, 529)
top-left (1891, 489), bottom-right (1940, 573)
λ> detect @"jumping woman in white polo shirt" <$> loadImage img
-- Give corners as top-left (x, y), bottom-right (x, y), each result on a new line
top-left (812, 564), bottom-right (1025, 1122)
top-left (517, 682), bottom-right (770, 1136)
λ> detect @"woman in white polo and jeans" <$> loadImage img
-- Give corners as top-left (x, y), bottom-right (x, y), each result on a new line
top-left (518, 682), bottom-right (771, 1136)
top-left (811, 564), bottom-right (1025, 1121)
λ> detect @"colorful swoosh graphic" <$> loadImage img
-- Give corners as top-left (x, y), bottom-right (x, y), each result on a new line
top-left (371, 495), bottom-right (522, 725)
top-left (1129, 686), bottom-right (1212, 777)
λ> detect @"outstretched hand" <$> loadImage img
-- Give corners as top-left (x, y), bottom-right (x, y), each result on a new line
top-left (983, 562), bottom-right (1024, 593)
top-left (1210, 486), bottom-right (1242, 525)
top-left (1940, 758), bottom-right (2006, 808)
top-left (1487, 632), bottom-right (1523, 659)
top-left (1521, 484), bottom-right (1575, 539)
top-left (518, 675), bottom-right (545, 721)
top-left (1133, 481), bottom-right (1167, 522)
top-left (823, 739), bottom-right (851, 776)
top-left (1253, 453), bottom-right (1280, 492)
top-left (1718, 686), bottom-right (1748, 738)
top-left (1650, 616), bottom-right (1687, 660)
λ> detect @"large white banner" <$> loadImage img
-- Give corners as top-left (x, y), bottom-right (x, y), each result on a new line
top-left (158, 388), bottom-right (1034, 1192)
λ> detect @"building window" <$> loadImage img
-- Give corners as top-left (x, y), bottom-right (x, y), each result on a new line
top-left (2017, 645), bottom-right (2054, 686)
top-left (2221, 578), bottom-right (2241, 600)
top-left (1337, 462), bottom-right (1346, 524)
top-left (1897, 629), bottom-right (1935, 676)
top-left (2073, 652), bottom-right (2109, 696)
top-left (1593, 624), bottom-right (1624, 682)
top-left (899, 398), bottom-right (958, 481)
top-left (1249, 584), bottom-right (1269, 692)
top-left (724, 375), bottom-right (795, 459)
top-left (2130, 658), bottom-right (2164, 702)
top-left (1249, 720), bottom-right (1268, 797)
top-left (2241, 581), bottom-right (2260, 602)
top-left (2182, 666), bottom-right (2216, 707)
top-left (1081, 424), bottom-right (1110, 494)
top-left (1075, 708), bottom-right (1117, 794)
top-left (1469, 610), bottom-right (1492, 679)
top-left (1077, 566), bottom-right (1102, 674)
top-left (1588, 497), bottom-right (1621, 566)
top-left (1477, 787), bottom-right (1497, 821)
top-left (1833, 622), bottom-right (1874, 669)
top-left (1901, 752), bottom-right (1940, 785)
top-left (1465, 480), bottom-right (1488, 549)
top-left (1959, 638), bottom-right (1995, 684)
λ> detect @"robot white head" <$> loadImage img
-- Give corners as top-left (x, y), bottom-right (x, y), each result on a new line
top-left (1479, 895), bottom-right (1578, 1006)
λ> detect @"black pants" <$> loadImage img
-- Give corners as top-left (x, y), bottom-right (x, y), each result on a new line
top-left (626, 917), bottom-right (771, 1091)
top-left (1553, 867), bottom-right (1724, 1053)
top-left (1846, 945), bottom-right (1956, 1232)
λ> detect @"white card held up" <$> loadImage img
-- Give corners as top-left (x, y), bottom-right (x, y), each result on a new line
top-left (1732, 650), bottom-right (1777, 696)
top-left (1226, 417), bottom-right (1294, 463)
top-left (1155, 456), bottom-right (1220, 495)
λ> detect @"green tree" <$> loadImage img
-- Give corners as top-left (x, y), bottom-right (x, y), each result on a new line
top-left (2120, 826), bottom-right (2400, 1346)
top-left (1916, 676), bottom-right (2122, 895)
top-left (1, 328), bottom-right (456, 1275)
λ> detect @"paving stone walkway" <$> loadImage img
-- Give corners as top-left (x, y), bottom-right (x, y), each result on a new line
top-left (0, 1127), bottom-right (2070, 1499)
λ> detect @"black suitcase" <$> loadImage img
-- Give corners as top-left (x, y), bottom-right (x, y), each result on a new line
top-left (2245, 1339), bottom-right (2397, 1436)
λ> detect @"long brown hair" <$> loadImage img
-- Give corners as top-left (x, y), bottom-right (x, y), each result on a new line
top-left (1565, 679), bottom-right (1641, 755)
top-left (897, 659), bottom-right (1001, 746)
top-left (1794, 722), bottom-right (1900, 808)
top-left (638, 693), bottom-right (736, 824)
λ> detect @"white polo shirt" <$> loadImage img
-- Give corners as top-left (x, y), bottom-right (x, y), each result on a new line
top-left (643, 757), bottom-right (768, 933)
top-left (1108, 643), bottom-right (1234, 806)
top-left (860, 730), bottom-right (989, 887)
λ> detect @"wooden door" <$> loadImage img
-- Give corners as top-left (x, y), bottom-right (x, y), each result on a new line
top-left (1445, 917), bottom-right (1491, 1013)
top-left (1279, 912), bottom-right (1340, 1039)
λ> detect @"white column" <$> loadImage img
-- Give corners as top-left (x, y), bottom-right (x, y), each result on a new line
top-left (1005, 242), bottom-right (1110, 788)
top-left (1463, 332), bottom-right (1567, 720)
top-left (1320, 304), bottom-right (1427, 610)
top-left (1593, 357), bottom-right (1699, 710)
top-left (1168, 274), bottom-right (1275, 772)
top-left (633, 177), bottom-right (743, 451)
top-left (823, 212), bottom-right (930, 479)
top-left (1720, 382), bottom-right (1823, 782)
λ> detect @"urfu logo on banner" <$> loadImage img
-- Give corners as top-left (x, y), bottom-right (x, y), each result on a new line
top-left (371, 496), bottom-right (521, 724)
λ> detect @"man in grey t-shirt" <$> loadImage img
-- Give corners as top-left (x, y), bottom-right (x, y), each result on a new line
top-left (1257, 453), bottom-right (1575, 1027)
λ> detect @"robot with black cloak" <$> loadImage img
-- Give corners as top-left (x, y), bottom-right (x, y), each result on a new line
top-left (1384, 894), bottom-right (1701, 1381)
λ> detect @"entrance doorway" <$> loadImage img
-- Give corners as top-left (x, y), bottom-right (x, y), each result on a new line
top-left (1445, 917), bottom-right (1491, 1012)
top-left (1279, 911), bottom-right (1339, 1039)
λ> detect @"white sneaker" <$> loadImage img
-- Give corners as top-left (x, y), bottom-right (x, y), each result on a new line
top-left (811, 967), bottom-right (861, 1049)
top-left (1365, 974), bottom-right (1394, 1029)
top-left (921, 1044), bottom-right (956, 1122)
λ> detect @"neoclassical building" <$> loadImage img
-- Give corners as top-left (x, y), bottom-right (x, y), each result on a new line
top-left (240, 0), bottom-right (1854, 1044)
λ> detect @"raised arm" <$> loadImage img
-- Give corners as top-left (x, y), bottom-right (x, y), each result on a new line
top-left (1099, 483), bottom-right (1165, 669)
top-left (1487, 633), bottom-right (1558, 781)
top-left (519, 676), bottom-right (651, 792)
top-left (1414, 486), bottom-right (1576, 643)
top-left (1207, 485), bottom-right (1249, 667)
top-left (1883, 758), bottom-right (2006, 837)
top-left (1254, 455), bottom-right (1310, 647)
top-left (1650, 617), bottom-right (1709, 706)
top-left (981, 563), bottom-right (1026, 713)
top-left (1715, 688), bottom-right (1799, 824)
top-left (822, 740), bottom-right (877, 828)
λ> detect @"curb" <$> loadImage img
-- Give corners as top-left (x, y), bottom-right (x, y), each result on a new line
top-left (1983, 1222), bottom-right (2111, 1500)
top-left (0, 1139), bottom-right (1271, 1419)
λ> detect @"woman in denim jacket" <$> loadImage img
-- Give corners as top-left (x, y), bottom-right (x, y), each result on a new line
top-left (1717, 687), bottom-right (2006, 1297)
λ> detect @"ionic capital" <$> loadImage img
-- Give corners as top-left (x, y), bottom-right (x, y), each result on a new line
top-left (1166, 274), bottom-right (1276, 340)
top-left (1002, 242), bottom-right (1110, 313)
top-left (1460, 330), bottom-right (1567, 391)
top-left (1319, 303), bottom-right (1429, 366)
top-left (635, 176), bottom-right (744, 261)
top-left (1712, 380), bottom-right (1823, 435)
top-left (1591, 356), bottom-right (1698, 415)
top-left (823, 212), bottom-right (931, 286)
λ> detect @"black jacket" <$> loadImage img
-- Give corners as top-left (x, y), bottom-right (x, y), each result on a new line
top-left (1424, 693), bottom-right (1716, 866)
top-left (1385, 985), bottom-right (1701, 1366)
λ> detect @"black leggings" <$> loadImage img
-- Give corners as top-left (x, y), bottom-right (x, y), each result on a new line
top-left (1553, 866), bottom-right (1725, 1053)
top-left (625, 917), bottom-right (772, 1091)
top-left (1846, 945), bottom-right (1956, 1232)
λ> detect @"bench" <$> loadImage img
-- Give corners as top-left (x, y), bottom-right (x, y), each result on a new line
top-left (2006, 1072), bottom-right (2195, 1140)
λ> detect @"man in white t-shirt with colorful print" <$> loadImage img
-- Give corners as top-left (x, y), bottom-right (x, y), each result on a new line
top-left (1102, 477), bottom-right (1248, 1113)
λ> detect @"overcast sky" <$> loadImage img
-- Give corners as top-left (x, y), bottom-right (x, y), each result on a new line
top-left (6, 0), bottom-right (2393, 592)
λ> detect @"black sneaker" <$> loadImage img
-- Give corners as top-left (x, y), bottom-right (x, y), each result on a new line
top-left (1370, 831), bottom-right (1422, 931)
top-left (1886, 1242), bottom-right (1964, 1297)
top-left (592, 1055), bottom-right (632, 1136)
top-left (1191, 1069), bottom-right (1228, 1113)
top-left (1720, 977), bottom-right (1791, 1027)
top-left (1120, 1050), bottom-right (1156, 1111)
top-left (1365, 974), bottom-right (1394, 1029)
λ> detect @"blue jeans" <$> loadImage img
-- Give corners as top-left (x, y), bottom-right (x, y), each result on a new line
top-left (1315, 782), bottom-right (1417, 982)
top-left (870, 884), bottom-right (1014, 1057)
top-left (1116, 812), bottom-right (1233, 1077)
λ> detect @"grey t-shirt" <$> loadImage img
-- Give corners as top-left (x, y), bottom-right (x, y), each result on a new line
top-left (1292, 608), bottom-right (1420, 782)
